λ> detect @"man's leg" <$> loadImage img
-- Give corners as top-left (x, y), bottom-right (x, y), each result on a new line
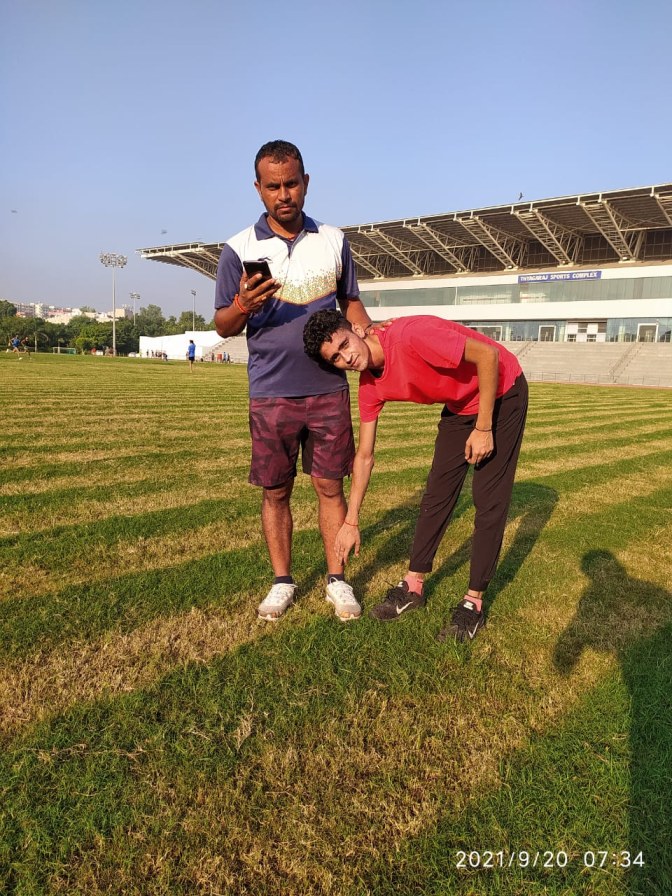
top-left (262, 481), bottom-right (294, 576)
top-left (303, 391), bottom-right (360, 620)
top-left (311, 476), bottom-right (347, 575)
top-left (250, 397), bottom-right (302, 620)
top-left (312, 475), bottom-right (362, 620)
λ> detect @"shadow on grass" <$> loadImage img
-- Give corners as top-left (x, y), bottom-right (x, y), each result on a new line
top-left (0, 494), bottom-right (257, 568)
top-left (0, 522), bottom-right (325, 660)
top-left (0, 597), bottom-right (467, 892)
top-left (0, 461), bottom-right (250, 518)
top-left (553, 550), bottom-right (672, 895)
top-left (354, 550), bottom-right (671, 896)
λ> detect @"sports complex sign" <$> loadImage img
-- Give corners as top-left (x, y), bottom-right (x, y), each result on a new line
top-left (518, 270), bottom-right (602, 283)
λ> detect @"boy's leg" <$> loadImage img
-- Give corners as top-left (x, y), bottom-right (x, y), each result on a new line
top-left (469, 376), bottom-right (528, 592)
top-left (370, 411), bottom-right (470, 621)
top-left (408, 411), bottom-right (473, 574)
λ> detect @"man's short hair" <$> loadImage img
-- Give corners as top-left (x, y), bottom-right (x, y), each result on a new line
top-left (303, 309), bottom-right (351, 361)
top-left (254, 140), bottom-right (305, 180)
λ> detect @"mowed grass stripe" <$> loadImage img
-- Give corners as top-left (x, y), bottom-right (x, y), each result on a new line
top-left (4, 484), bottom-right (668, 748)
top-left (2, 357), bottom-right (671, 894)
top-left (0, 441), bottom-right (250, 486)
top-left (0, 525), bottom-right (328, 660)
top-left (4, 447), bottom-right (669, 605)
top-left (2, 522), bottom-right (667, 894)
top-left (0, 450), bottom-right (249, 498)
top-left (0, 474), bottom-right (253, 538)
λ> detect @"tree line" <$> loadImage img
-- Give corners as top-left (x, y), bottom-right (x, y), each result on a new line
top-left (0, 301), bottom-right (213, 354)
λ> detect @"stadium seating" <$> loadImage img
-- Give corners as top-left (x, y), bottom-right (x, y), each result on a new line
top-left (504, 342), bottom-right (672, 386)
top-left (207, 335), bottom-right (249, 363)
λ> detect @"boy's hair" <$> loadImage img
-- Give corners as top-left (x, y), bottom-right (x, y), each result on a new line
top-left (303, 309), bottom-right (351, 361)
top-left (254, 140), bottom-right (305, 180)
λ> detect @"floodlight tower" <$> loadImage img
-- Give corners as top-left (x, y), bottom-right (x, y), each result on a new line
top-left (191, 289), bottom-right (196, 331)
top-left (130, 291), bottom-right (140, 325)
top-left (100, 252), bottom-right (127, 355)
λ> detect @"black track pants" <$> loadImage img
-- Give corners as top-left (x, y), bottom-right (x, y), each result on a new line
top-left (409, 374), bottom-right (528, 592)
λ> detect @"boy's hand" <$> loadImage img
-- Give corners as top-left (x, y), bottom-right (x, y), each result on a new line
top-left (335, 523), bottom-right (361, 565)
top-left (465, 428), bottom-right (494, 465)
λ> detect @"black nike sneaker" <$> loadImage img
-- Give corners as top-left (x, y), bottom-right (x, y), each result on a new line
top-left (369, 581), bottom-right (426, 621)
top-left (439, 597), bottom-right (485, 643)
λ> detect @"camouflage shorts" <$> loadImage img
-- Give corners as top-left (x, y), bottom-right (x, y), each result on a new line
top-left (249, 390), bottom-right (355, 487)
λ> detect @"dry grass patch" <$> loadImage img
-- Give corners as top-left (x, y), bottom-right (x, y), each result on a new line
top-left (542, 464), bottom-right (672, 525)
top-left (165, 641), bottom-right (623, 896)
top-left (0, 474), bottom-right (251, 537)
top-left (0, 519), bottom-right (261, 601)
top-left (0, 604), bottom-right (266, 740)
top-left (518, 436), bottom-right (672, 480)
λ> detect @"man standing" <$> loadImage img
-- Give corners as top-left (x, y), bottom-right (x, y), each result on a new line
top-left (303, 311), bottom-right (528, 641)
top-left (187, 339), bottom-right (196, 372)
top-left (214, 141), bottom-right (372, 622)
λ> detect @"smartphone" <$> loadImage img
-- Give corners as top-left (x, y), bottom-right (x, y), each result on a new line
top-left (243, 259), bottom-right (273, 282)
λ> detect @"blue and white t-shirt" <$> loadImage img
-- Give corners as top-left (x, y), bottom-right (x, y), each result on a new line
top-left (215, 214), bottom-right (359, 398)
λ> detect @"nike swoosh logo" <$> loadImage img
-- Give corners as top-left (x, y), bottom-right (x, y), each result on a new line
top-left (396, 602), bottom-right (414, 615)
top-left (467, 624), bottom-right (480, 639)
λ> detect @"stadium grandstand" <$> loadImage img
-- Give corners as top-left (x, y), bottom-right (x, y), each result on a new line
top-left (139, 183), bottom-right (672, 384)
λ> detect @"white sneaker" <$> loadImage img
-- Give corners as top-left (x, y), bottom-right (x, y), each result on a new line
top-left (326, 579), bottom-right (362, 621)
top-left (257, 583), bottom-right (297, 621)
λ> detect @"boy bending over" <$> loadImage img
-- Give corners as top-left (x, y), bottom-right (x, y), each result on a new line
top-left (303, 311), bottom-right (528, 641)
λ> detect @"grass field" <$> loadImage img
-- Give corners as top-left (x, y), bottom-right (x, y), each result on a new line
top-left (1, 353), bottom-right (671, 896)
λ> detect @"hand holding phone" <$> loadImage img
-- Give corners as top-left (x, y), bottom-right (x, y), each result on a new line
top-left (238, 259), bottom-right (278, 316)
top-left (243, 259), bottom-right (273, 283)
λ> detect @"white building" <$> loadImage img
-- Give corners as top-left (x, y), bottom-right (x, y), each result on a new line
top-left (139, 330), bottom-right (226, 361)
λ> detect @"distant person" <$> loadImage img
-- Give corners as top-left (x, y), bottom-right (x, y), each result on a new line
top-left (214, 139), bottom-right (374, 623)
top-left (187, 339), bottom-right (196, 371)
top-left (303, 310), bottom-right (528, 642)
top-left (10, 335), bottom-right (21, 357)
top-left (20, 337), bottom-right (30, 357)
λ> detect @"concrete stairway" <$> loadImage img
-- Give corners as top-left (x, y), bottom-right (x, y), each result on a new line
top-left (501, 342), bottom-right (672, 387)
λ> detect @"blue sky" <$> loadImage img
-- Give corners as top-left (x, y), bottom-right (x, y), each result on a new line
top-left (2, 0), bottom-right (671, 319)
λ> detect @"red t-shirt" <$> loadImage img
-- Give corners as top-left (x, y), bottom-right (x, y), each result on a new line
top-left (358, 317), bottom-right (522, 422)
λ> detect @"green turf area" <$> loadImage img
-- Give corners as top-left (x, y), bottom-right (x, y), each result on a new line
top-left (1, 353), bottom-right (671, 895)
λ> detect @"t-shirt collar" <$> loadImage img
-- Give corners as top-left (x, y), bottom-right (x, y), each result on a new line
top-left (253, 212), bottom-right (318, 240)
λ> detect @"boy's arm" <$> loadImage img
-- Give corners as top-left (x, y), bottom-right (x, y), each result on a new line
top-left (334, 418), bottom-right (378, 565)
top-left (463, 337), bottom-right (499, 465)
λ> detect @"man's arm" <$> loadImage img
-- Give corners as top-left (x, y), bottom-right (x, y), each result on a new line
top-left (214, 274), bottom-right (280, 338)
top-left (463, 337), bottom-right (499, 465)
top-left (334, 418), bottom-right (378, 565)
top-left (213, 243), bottom-right (279, 338)
top-left (336, 235), bottom-right (372, 331)
top-left (338, 296), bottom-right (372, 331)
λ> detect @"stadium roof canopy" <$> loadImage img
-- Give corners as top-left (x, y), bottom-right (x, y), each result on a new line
top-left (139, 183), bottom-right (672, 282)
